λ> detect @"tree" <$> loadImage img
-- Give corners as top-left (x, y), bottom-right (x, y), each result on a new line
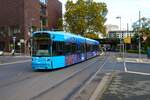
top-left (64, 0), bottom-right (107, 36)
top-left (56, 18), bottom-right (63, 31)
top-left (132, 17), bottom-right (150, 49)
top-left (132, 17), bottom-right (150, 36)
top-left (84, 32), bottom-right (99, 39)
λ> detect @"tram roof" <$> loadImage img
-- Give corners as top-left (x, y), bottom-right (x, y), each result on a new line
top-left (32, 31), bottom-right (99, 44)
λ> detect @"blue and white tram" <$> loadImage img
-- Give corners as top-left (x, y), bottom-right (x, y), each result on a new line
top-left (32, 31), bottom-right (99, 70)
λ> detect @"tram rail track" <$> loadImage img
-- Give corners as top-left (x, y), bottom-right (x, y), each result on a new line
top-left (0, 55), bottom-right (108, 100)
top-left (30, 54), bottom-right (109, 100)
top-left (0, 56), bottom-right (102, 89)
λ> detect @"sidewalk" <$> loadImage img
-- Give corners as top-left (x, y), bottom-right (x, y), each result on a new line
top-left (0, 55), bottom-right (31, 64)
top-left (101, 72), bottom-right (150, 100)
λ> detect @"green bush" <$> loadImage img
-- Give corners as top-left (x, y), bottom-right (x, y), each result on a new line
top-left (127, 49), bottom-right (147, 54)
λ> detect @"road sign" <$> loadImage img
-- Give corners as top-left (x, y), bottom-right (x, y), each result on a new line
top-left (124, 36), bottom-right (131, 44)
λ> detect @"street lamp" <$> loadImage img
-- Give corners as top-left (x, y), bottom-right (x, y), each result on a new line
top-left (116, 16), bottom-right (122, 54)
top-left (29, 18), bottom-right (35, 56)
top-left (12, 36), bottom-right (16, 54)
top-left (116, 16), bottom-right (122, 37)
top-left (138, 11), bottom-right (141, 60)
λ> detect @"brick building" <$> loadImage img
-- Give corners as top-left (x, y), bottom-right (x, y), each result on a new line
top-left (0, 0), bottom-right (62, 54)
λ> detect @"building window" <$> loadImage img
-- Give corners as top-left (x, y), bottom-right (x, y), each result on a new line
top-left (40, 5), bottom-right (47, 15)
top-left (39, 0), bottom-right (48, 4)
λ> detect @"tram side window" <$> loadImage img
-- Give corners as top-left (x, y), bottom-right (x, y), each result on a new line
top-left (86, 44), bottom-right (88, 52)
top-left (78, 43), bottom-right (83, 53)
top-left (88, 44), bottom-right (91, 52)
top-left (86, 44), bottom-right (91, 52)
top-left (77, 43), bottom-right (82, 53)
top-left (90, 44), bottom-right (94, 52)
top-left (93, 45), bottom-right (95, 51)
top-left (52, 41), bottom-right (64, 56)
top-left (72, 43), bottom-right (77, 53)
top-left (77, 44), bottom-right (80, 53)
top-left (65, 43), bottom-right (77, 55)
top-left (94, 45), bottom-right (98, 51)
top-left (65, 43), bottom-right (71, 55)
top-left (81, 43), bottom-right (85, 53)
top-left (90, 44), bottom-right (93, 52)
top-left (92, 45), bottom-right (95, 51)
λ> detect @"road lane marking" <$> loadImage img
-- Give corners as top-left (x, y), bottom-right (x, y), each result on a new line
top-left (89, 73), bottom-right (111, 100)
top-left (124, 60), bottom-right (127, 72)
top-left (72, 56), bottom-right (109, 100)
top-left (127, 71), bottom-right (150, 76)
top-left (0, 60), bottom-right (31, 66)
top-left (117, 57), bottom-right (150, 64)
top-left (123, 57), bottom-right (150, 76)
top-left (30, 57), bottom-right (102, 100)
top-left (78, 56), bottom-right (108, 92)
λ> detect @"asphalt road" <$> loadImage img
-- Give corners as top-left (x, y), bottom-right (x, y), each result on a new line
top-left (126, 62), bottom-right (150, 73)
top-left (0, 53), bottom-right (123, 100)
top-left (0, 56), bottom-right (30, 64)
top-left (0, 52), bottom-right (149, 100)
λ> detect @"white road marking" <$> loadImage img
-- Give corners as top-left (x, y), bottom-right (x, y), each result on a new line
top-left (0, 60), bottom-right (31, 66)
top-left (30, 57), bottom-right (101, 100)
top-left (127, 71), bottom-right (150, 76)
top-left (12, 56), bottom-right (31, 58)
top-left (123, 57), bottom-right (150, 76)
top-left (117, 57), bottom-right (150, 64)
top-left (83, 56), bottom-right (108, 85)
top-left (89, 73), bottom-right (111, 100)
top-left (124, 60), bottom-right (127, 72)
top-left (73, 56), bottom-right (109, 100)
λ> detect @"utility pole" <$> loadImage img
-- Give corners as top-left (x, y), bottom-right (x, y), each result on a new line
top-left (139, 11), bottom-right (141, 60)
top-left (30, 18), bottom-right (34, 56)
top-left (12, 36), bottom-right (16, 55)
top-left (125, 23), bottom-right (129, 57)
top-left (116, 16), bottom-right (122, 55)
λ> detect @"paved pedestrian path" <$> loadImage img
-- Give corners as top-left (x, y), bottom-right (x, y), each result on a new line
top-left (101, 72), bottom-right (150, 100)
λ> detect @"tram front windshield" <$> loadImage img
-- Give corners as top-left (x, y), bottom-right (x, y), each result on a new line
top-left (32, 33), bottom-right (51, 57)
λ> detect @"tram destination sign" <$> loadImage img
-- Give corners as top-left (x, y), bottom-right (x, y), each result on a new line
top-left (34, 37), bottom-right (50, 41)
top-left (33, 33), bottom-right (51, 41)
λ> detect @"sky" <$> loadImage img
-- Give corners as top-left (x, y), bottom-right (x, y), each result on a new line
top-left (59, 0), bottom-right (150, 30)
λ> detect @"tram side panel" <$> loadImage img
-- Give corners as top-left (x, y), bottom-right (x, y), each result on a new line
top-left (85, 39), bottom-right (99, 59)
top-left (32, 31), bottom-right (99, 70)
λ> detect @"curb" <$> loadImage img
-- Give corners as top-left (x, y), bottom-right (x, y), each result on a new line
top-left (89, 72), bottom-right (116, 100)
